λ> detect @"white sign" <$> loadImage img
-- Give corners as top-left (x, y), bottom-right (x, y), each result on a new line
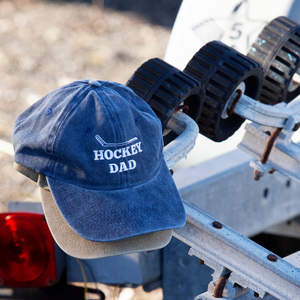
top-left (165, 0), bottom-right (300, 169)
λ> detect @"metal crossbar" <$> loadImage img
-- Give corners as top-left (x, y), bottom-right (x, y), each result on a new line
top-left (165, 109), bottom-right (300, 299)
top-left (173, 201), bottom-right (300, 300)
top-left (163, 111), bottom-right (199, 169)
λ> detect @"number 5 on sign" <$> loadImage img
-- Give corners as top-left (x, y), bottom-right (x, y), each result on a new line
top-left (230, 23), bottom-right (242, 40)
top-left (165, 0), bottom-right (300, 70)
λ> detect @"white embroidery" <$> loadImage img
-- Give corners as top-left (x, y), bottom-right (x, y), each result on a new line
top-left (93, 142), bottom-right (142, 161)
top-left (109, 160), bottom-right (137, 173)
top-left (93, 135), bottom-right (142, 174)
top-left (95, 134), bottom-right (138, 147)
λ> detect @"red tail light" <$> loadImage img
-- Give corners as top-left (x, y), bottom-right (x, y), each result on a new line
top-left (0, 212), bottom-right (57, 287)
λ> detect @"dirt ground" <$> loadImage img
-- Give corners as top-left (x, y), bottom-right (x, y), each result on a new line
top-left (0, 0), bottom-right (172, 208)
top-left (0, 1), bottom-right (173, 298)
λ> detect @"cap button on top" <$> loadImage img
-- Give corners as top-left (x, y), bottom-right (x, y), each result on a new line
top-left (88, 80), bottom-right (101, 87)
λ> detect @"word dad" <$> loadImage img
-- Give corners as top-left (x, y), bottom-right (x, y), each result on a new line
top-left (93, 142), bottom-right (143, 173)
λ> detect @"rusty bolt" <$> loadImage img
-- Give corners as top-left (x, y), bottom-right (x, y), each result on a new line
top-left (293, 122), bottom-right (300, 131)
top-left (170, 169), bottom-right (174, 176)
top-left (199, 259), bottom-right (205, 265)
top-left (268, 168), bottom-right (276, 174)
top-left (212, 221), bottom-right (223, 229)
top-left (213, 273), bottom-right (231, 298)
top-left (260, 128), bottom-right (282, 165)
top-left (267, 254), bottom-right (278, 262)
top-left (253, 170), bottom-right (263, 181)
top-left (176, 104), bottom-right (189, 114)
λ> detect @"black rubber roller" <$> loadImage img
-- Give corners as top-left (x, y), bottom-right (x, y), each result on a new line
top-left (247, 16), bottom-right (300, 104)
top-left (126, 58), bottom-right (205, 131)
top-left (184, 40), bottom-right (264, 142)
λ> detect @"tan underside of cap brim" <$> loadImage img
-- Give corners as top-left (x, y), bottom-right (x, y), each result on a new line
top-left (40, 187), bottom-right (173, 259)
top-left (15, 163), bottom-right (172, 258)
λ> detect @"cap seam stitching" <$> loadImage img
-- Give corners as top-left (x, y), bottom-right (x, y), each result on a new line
top-left (49, 86), bottom-right (91, 173)
top-left (96, 88), bottom-right (127, 187)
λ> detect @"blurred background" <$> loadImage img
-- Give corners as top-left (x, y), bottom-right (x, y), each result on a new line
top-left (0, 0), bottom-right (182, 210)
top-left (0, 1), bottom-right (184, 298)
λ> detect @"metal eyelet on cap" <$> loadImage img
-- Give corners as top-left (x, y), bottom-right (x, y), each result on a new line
top-left (88, 80), bottom-right (101, 88)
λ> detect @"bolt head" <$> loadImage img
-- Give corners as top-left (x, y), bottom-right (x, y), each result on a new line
top-left (212, 221), bottom-right (223, 229)
top-left (267, 254), bottom-right (278, 262)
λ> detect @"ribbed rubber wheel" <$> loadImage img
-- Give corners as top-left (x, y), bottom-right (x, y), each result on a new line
top-left (247, 16), bottom-right (300, 104)
top-left (184, 40), bottom-right (264, 142)
top-left (126, 58), bottom-right (205, 131)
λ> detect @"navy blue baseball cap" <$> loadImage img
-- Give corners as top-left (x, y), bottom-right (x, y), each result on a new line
top-left (13, 79), bottom-right (186, 242)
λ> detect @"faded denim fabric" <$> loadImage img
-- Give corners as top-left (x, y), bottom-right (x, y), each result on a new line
top-left (13, 80), bottom-right (186, 242)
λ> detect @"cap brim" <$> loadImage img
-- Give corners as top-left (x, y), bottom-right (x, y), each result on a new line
top-left (46, 158), bottom-right (186, 242)
top-left (40, 187), bottom-right (173, 259)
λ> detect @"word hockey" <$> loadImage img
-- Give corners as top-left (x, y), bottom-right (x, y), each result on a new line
top-left (93, 141), bottom-right (143, 173)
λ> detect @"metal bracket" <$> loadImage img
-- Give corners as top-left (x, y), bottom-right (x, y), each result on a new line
top-left (238, 122), bottom-right (300, 183)
top-left (163, 111), bottom-right (199, 169)
top-left (173, 201), bottom-right (300, 300)
top-left (163, 108), bottom-right (300, 299)
top-left (230, 89), bottom-right (300, 129)
top-left (225, 86), bottom-right (300, 181)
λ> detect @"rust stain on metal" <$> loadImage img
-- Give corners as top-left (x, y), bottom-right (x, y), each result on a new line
top-left (169, 169), bottom-right (174, 176)
top-left (213, 272), bottom-right (231, 298)
top-left (253, 128), bottom-right (282, 180)
top-left (227, 89), bottom-right (242, 117)
top-left (253, 170), bottom-right (263, 181)
top-left (260, 128), bottom-right (282, 165)
top-left (177, 104), bottom-right (189, 114)
top-left (199, 259), bottom-right (205, 265)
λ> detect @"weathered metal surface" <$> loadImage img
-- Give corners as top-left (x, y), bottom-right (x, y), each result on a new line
top-left (173, 201), bottom-right (300, 300)
top-left (238, 122), bottom-right (300, 184)
top-left (173, 148), bottom-right (300, 238)
top-left (173, 158), bottom-right (298, 299)
top-left (232, 94), bottom-right (297, 128)
top-left (164, 111), bottom-right (199, 169)
top-left (265, 217), bottom-right (300, 239)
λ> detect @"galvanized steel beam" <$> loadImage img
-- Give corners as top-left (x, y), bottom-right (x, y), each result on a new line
top-left (173, 201), bottom-right (300, 300)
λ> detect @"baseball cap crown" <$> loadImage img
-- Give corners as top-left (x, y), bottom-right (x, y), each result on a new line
top-left (13, 80), bottom-right (163, 190)
top-left (13, 80), bottom-right (186, 242)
